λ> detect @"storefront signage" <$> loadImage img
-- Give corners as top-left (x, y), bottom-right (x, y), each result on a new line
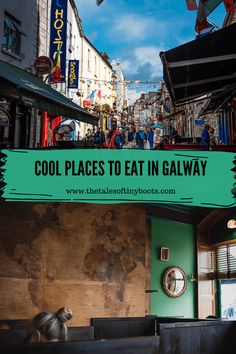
top-left (21, 95), bottom-right (35, 107)
top-left (49, 0), bottom-right (68, 82)
top-left (67, 60), bottom-right (79, 89)
top-left (34, 56), bottom-right (52, 75)
top-left (0, 108), bottom-right (10, 126)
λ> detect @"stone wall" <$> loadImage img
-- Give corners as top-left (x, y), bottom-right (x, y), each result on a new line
top-left (0, 203), bottom-right (149, 325)
top-left (38, 0), bottom-right (50, 57)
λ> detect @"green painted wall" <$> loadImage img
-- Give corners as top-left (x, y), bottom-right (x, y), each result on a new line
top-left (150, 217), bottom-right (196, 318)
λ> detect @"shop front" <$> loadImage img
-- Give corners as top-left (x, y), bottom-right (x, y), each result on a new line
top-left (160, 22), bottom-right (236, 148)
top-left (0, 59), bottom-right (99, 149)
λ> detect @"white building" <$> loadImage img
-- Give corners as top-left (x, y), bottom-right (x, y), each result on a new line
top-left (38, 0), bottom-right (116, 136)
top-left (112, 62), bottom-right (128, 126)
top-left (80, 36), bottom-right (116, 131)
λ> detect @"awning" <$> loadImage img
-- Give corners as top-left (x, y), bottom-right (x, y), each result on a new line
top-left (0, 59), bottom-right (99, 125)
top-left (161, 110), bottom-right (185, 120)
top-left (160, 23), bottom-right (236, 105)
top-left (201, 81), bottom-right (236, 115)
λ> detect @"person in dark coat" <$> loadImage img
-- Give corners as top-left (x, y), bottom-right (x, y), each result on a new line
top-left (201, 124), bottom-right (210, 151)
top-left (147, 128), bottom-right (154, 150)
top-left (136, 126), bottom-right (147, 149)
top-left (115, 127), bottom-right (125, 149)
top-left (95, 127), bottom-right (105, 147)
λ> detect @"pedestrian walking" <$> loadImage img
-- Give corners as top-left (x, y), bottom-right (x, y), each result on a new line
top-left (95, 127), bottom-right (105, 148)
top-left (108, 128), bottom-right (119, 149)
top-left (153, 128), bottom-right (164, 150)
top-left (201, 124), bottom-right (210, 151)
top-left (209, 127), bottom-right (217, 149)
top-left (136, 126), bottom-right (147, 149)
top-left (115, 127), bottom-right (125, 149)
top-left (147, 127), bottom-right (154, 149)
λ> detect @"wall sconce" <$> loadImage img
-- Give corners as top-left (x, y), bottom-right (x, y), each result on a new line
top-left (227, 219), bottom-right (236, 229)
top-left (189, 273), bottom-right (197, 282)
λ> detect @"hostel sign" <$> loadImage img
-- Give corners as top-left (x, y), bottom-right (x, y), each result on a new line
top-left (49, 0), bottom-right (68, 82)
top-left (67, 60), bottom-right (79, 89)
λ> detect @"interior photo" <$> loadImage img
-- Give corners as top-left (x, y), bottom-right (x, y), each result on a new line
top-left (0, 202), bottom-right (235, 353)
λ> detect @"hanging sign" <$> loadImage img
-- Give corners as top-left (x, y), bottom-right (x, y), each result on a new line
top-left (34, 56), bottom-right (52, 75)
top-left (67, 60), bottom-right (79, 89)
top-left (49, 0), bottom-right (67, 82)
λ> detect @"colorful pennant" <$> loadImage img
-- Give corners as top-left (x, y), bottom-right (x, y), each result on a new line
top-left (197, 0), bottom-right (222, 22)
top-left (186, 0), bottom-right (198, 10)
top-left (223, 0), bottom-right (235, 13)
top-left (51, 44), bottom-right (62, 83)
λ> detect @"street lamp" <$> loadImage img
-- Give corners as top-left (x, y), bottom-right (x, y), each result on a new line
top-left (96, 0), bottom-right (104, 5)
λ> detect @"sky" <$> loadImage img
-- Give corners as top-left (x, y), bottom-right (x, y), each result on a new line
top-left (75, 0), bottom-right (227, 102)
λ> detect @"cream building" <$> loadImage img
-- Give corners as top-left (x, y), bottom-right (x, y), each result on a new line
top-left (38, 0), bottom-right (116, 136)
top-left (112, 62), bottom-right (128, 126)
top-left (80, 35), bottom-right (116, 131)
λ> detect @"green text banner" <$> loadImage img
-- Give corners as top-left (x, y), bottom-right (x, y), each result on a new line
top-left (1, 149), bottom-right (235, 207)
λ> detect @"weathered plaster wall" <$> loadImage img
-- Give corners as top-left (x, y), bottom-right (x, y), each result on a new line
top-left (0, 203), bottom-right (148, 325)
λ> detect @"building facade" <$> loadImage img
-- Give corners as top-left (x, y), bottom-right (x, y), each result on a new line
top-left (80, 36), bottom-right (116, 132)
top-left (0, 0), bottom-right (40, 149)
top-left (112, 62), bottom-right (128, 126)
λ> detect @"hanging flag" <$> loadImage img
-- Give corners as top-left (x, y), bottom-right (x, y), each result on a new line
top-left (223, 0), bottom-right (235, 13)
top-left (195, 17), bottom-right (210, 33)
top-left (196, 21), bottom-right (215, 37)
top-left (197, 0), bottom-right (222, 22)
top-left (186, 0), bottom-right (198, 10)
top-left (50, 44), bottom-right (62, 83)
top-left (67, 60), bottom-right (79, 89)
top-left (49, 0), bottom-right (67, 82)
top-left (90, 89), bottom-right (96, 101)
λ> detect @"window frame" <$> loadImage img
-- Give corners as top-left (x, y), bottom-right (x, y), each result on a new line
top-left (213, 240), bottom-right (236, 280)
top-left (2, 12), bottom-right (25, 59)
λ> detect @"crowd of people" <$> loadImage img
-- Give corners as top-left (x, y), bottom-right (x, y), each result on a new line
top-left (81, 125), bottom-right (166, 150)
top-left (55, 123), bottom-right (218, 151)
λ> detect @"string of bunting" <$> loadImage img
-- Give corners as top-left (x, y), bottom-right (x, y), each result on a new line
top-left (79, 77), bottom-right (161, 86)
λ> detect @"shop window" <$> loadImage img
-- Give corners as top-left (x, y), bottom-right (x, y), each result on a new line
top-left (2, 12), bottom-right (26, 59)
top-left (213, 241), bottom-right (236, 319)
